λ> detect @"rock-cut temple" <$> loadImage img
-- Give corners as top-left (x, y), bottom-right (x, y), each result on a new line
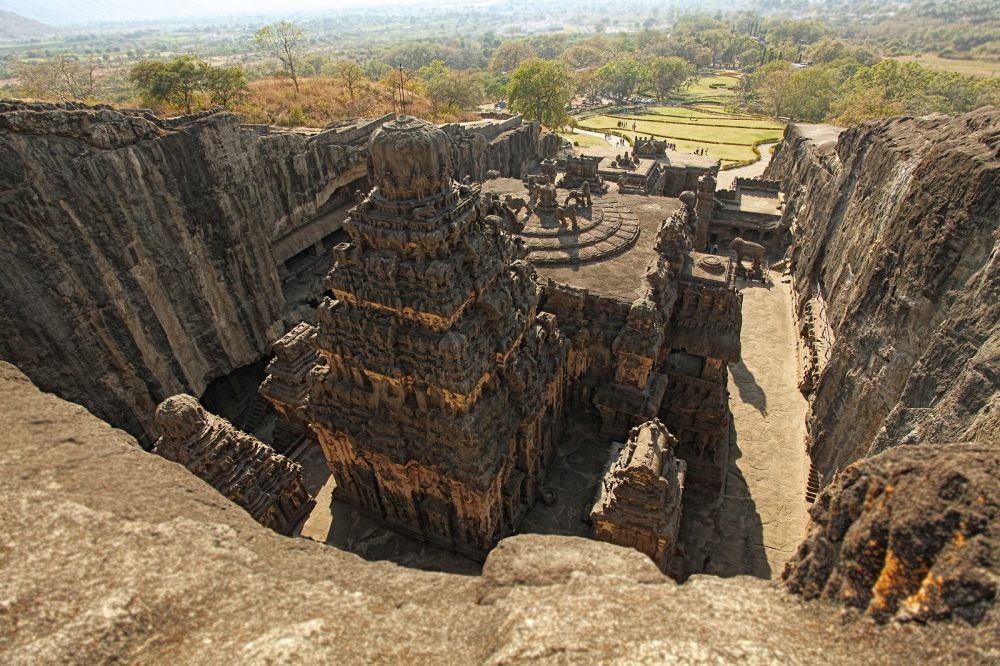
top-left (307, 116), bottom-right (569, 559)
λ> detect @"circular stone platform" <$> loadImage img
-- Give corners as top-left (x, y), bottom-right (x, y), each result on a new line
top-left (517, 196), bottom-right (640, 267)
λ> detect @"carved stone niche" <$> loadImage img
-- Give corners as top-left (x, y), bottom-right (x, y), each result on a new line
top-left (153, 394), bottom-right (315, 535)
top-left (590, 418), bottom-right (686, 574)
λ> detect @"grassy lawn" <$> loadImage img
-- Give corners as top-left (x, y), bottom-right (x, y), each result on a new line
top-left (578, 104), bottom-right (784, 167)
top-left (572, 73), bottom-right (785, 168)
top-left (894, 54), bottom-right (1000, 78)
top-left (558, 131), bottom-right (609, 148)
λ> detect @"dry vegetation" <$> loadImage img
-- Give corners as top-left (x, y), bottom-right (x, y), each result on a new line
top-left (234, 77), bottom-right (478, 128)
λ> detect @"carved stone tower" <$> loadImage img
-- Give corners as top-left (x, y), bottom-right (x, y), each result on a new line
top-left (308, 116), bottom-right (568, 560)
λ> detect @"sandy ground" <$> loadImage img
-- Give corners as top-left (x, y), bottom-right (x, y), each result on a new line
top-left (728, 272), bottom-right (810, 575)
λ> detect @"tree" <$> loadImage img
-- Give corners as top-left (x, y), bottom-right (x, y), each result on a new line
top-left (595, 56), bottom-right (647, 103)
top-left (649, 56), bottom-right (693, 99)
top-left (419, 60), bottom-right (483, 114)
top-left (204, 65), bottom-right (248, 108)
top-left (575, 67), bottom-right (602, 103)
top-left (506, 58), bottom-right (575, 128)
top-left (255, 21), bottom-right (304, 94)
top-left (362, 61), bottom-right (392, 82)
top-left (331, 60), bottom-right (365, 100)
top-left (782, 67), bottom-right (836, 121)
top-left (488, 41), bottom-right (536, 76)
top-left (129, 55), bottom-right (210, 114)
top-left (750, 60), bottom-right (793, 117)
top-left (560, 43), bottom-right (611, 70)
top-left (14, 55), bottom-right (102, 102)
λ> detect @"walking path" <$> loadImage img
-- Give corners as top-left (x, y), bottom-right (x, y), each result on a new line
top-left (716, 140), bottom-right (779, 189)
top-left (727, 272), bottom-right (810, 575)
top-left (573, 127), bottom-right (629, 149)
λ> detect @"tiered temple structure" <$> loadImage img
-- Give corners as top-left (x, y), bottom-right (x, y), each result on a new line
top-left (258, 322), bottom-right (323, 452)
top-left (153, 394), bottom-right (315, 535)
top-left (306, 116), bottom-right (568, 560)
top-left (590, 419), bottom-right (686, 574)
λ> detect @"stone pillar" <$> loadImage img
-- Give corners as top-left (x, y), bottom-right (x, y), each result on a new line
top-left (695, 174), bottom-right (716, 251)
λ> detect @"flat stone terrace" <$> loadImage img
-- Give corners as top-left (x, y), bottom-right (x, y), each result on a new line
top-left (482, 178), bottom-right (682, 302)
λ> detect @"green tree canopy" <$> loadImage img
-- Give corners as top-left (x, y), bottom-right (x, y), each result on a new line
top-left (204, 65), bottom-right (248, 108)
top-left (130, 56), bottom-right (246, 113)
top-left (129, 55), bottom-right (210, 114)
top-left (595, 56), bottom-right (648, 103)
top-left (255, 21), bottom-right (304, 94)
top-left (506, 58), bottom-right (574, 129)
top-left (648, 56), bottom-right (693, 100)
top-left (328, 59), bottom-right (365, 100)
top-left (418, 60), bottom-right (484, 114)
top-left (489, 41), bottom-right (536, 76)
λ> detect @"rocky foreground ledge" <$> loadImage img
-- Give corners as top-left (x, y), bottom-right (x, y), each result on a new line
top-left (0, 360), bottom-right (995, 664)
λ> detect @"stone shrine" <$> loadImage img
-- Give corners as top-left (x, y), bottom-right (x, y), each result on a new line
top-left (153, 394), bottom-right (315, 535)
top-left (590, 419), bottom-right (686, 574)
top-left (306, 116), bottom-right (568, 560)
top-left (558, 155), bottom-right (606, 193)
top-left (258, 322), bottom-right (323, 452)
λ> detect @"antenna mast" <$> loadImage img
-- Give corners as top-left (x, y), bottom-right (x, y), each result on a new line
top-left (397, 63), bottom-right (405, 116)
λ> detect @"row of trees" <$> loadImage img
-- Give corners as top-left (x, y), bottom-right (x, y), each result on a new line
top-left (129, 56), bottom-right (248, 113)
top-left (743, 46), bottom-right (1000, 124)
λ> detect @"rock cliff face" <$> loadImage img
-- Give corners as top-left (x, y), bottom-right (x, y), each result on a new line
top-left (766, 110), bottom-right (1000, 483)
top-left (0, 103), bottom-right (542, 444)
top-left (0, 102), bottom-right (356, 442)
top-left (1, 360), bottom-right (991, 663)
top-left (784, 442), bottom-right (998, 625)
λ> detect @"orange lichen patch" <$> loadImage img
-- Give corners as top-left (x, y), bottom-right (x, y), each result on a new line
top-left (877, 484), bottom-right (895, 511)
top-left (900, 570), bottom-right (946, 619)
top-left (863, 482), bottom-right (883, 511)
top-left (869, 547), bottom-right (927, 617)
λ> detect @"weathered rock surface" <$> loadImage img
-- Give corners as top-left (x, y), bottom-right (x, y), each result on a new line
top-left (766, 110), bottom-right (1000, 483)
top-left (2, 361), bottom-right (995, 663)
top-left (0, 102), bottom-right (343, 442)
top-left (784, 442), bottom-right (999, 625)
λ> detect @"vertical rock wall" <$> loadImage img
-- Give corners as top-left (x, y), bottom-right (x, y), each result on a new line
top-left (765, 111), bottom-right (1000, 484)
top-left (0, 103), bottom-right (360, 442)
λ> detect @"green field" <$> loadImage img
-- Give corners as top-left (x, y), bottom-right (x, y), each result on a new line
top-left (557, 131), bottom-right (609, 148)
top-left (574, 73), bottom-right (784, 168)
top-left (578, 104), bottom-right (784, 167)
top-left (893, 54), bottom-right (1000, 78)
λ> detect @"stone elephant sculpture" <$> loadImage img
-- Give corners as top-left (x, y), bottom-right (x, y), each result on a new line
top-left (729, 237), bottom-right (766, 266)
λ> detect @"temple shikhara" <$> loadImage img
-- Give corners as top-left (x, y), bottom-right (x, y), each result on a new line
top-left (250, 114), bottom-right (744, 568)
top-left (306, 116), bottom-right (568, 558)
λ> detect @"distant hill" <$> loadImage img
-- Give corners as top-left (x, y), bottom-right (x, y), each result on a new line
top-left (0, 10), bottom-right (55, 42)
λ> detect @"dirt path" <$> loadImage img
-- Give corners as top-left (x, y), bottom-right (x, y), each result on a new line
top-left (574, 127), bottom-right (628, 149)
top-left (716, 140), bottom-right (779, 189)
top-left (728, 273), bottom-right (810, 575)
